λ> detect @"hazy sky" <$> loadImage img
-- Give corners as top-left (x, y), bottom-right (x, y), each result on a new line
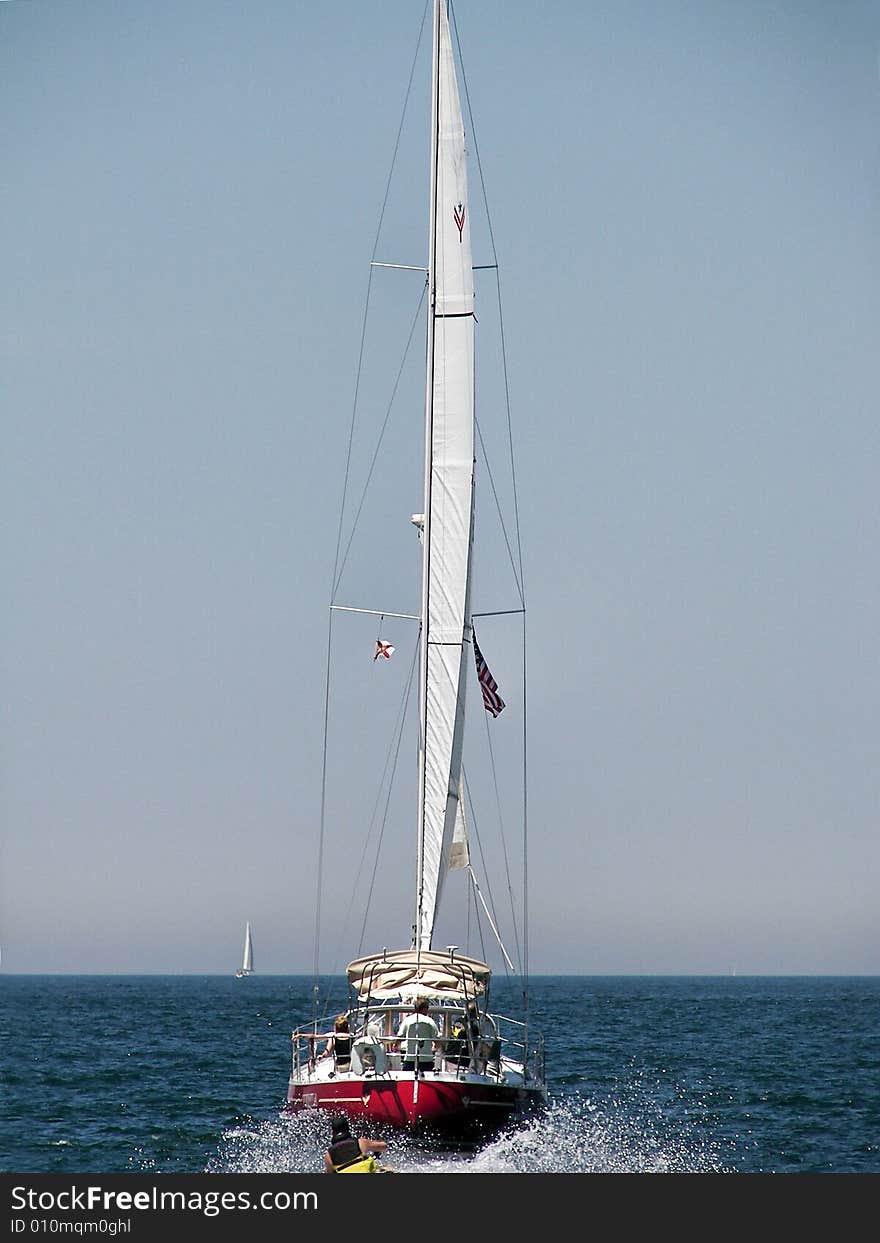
top-left (3, 0), bottom-right (879, 976)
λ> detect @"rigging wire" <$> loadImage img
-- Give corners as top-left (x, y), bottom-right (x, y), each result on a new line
top-left (474, 415), bottom-right (524, 606)
top-left (332, 283), bottom-right (427, 598)
top-left (451, 0), bottom-right (531, 1002)
top-left (468, 867), bottom-right (516, 972)
top-left (313, 3), bottom-right (430, 1009)
top-left (481, 699), bottom-right (524, 974)
top-left (311, 606), bottom-right (333, 1015)
top-left (357, 641), bottom-right (420, 956)
top-left (459, 775), bottom-right (488, 963)
top-left (462, 762), bottom-right (521, 977)
top-left (450, 5), bottom-right (525, 585)
top-left (330, 0), bottom-right (431, 602)
top-left (322, 636), bottom-right (418, 975)
top-left (317, 637), bottom-right (419, 1023)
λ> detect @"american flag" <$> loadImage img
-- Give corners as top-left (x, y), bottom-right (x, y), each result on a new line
top-left (473, 637), bottom-right (505, 717)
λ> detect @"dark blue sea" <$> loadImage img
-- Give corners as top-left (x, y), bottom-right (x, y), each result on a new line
top-left (2, 975), bottom-right (878, 1175)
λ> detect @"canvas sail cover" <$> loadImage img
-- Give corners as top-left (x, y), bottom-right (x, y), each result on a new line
top-left (417, 1), bottom-right (474, 951)
top-left (347, 949), bottom-right (489, 1001)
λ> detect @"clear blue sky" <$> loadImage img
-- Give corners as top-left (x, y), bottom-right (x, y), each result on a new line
top-left (3, 0), bottom-right (879, 975)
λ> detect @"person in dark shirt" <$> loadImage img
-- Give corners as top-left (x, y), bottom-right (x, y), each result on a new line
top-left (324, 1014), bottom-right (352, 1073)
top-left (324, 1117), bottom-right (388, 1173)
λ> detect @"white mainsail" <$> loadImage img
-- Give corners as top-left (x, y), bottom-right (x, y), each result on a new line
top-left (416, 0), bottom-right (475, 952)
top-left (241, 921), bottom-right (253, 973)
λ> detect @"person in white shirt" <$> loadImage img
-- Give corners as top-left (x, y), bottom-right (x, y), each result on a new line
top-left (394, 997), bottom-right (439, 1072)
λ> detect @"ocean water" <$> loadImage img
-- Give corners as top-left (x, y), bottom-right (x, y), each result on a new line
top-left (1, 975), bottom-right (877, 1175)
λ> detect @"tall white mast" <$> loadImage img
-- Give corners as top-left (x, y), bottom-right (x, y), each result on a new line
top-left (415, 0), bottom-right (475, 952)
top-left (415, 0), bottom-right (441, 955)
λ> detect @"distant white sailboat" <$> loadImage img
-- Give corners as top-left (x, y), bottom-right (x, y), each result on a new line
top-left (235, 921), bottom-right (254, 978)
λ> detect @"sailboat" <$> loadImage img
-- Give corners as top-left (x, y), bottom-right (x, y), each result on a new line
top-left (285, 0), bottom-right (546, 1136)
top-left (235, 921), bottom-right (254, 978)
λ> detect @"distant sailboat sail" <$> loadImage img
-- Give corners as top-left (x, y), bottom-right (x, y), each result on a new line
top-left (235, 922), bottom-right (254, 977)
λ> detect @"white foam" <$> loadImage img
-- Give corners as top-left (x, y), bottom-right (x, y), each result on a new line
top-left (206, 1089), bottom-right (736, 1174)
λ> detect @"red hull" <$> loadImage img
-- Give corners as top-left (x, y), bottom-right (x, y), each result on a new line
top-left (285, 1076), bottom-right (543, 1138)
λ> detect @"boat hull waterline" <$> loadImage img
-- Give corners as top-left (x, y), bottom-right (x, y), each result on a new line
top-left (285, 1073), bottom-right (546, 1135)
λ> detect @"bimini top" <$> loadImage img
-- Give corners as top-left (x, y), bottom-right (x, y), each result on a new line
top-left (346, 949), bottom-right (491, 1001)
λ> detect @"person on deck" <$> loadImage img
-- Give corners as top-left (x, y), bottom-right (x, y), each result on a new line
top-left (445, 1006), bottom-right (475, 1066)
top-left (394, 997), bottom-right (440, 1073)
top-left (324, 1117), bottom-right (388, 1173)
top-left (353, 1014), bottom-right (386, 1073)
top-left (463, 1001), bottom-right (501, 1073)
top-left (324, 1014), bottom-right (352, 1073)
